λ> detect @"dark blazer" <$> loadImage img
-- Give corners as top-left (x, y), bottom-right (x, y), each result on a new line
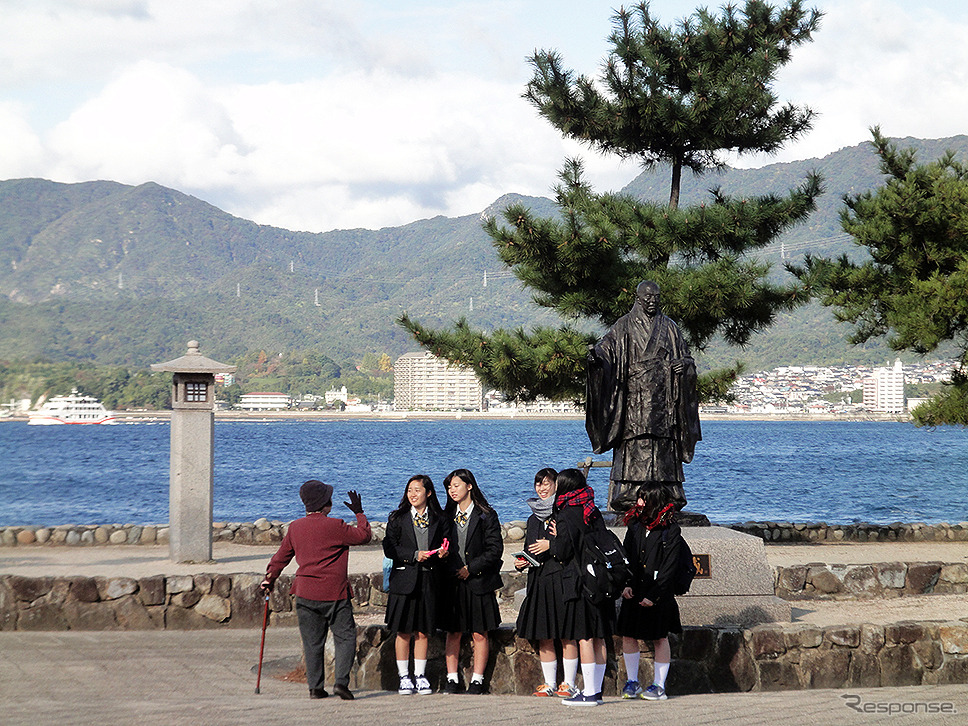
top-left (447, 506), bottom-right (504, 594)
top-left (383, 509), bottom-right (447, 596)
top-left (548, 504), bottom-right (602, 601)
top-left (623, 521), bottom-right (684, 603)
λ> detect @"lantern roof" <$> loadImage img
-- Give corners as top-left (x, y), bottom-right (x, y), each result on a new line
top-left (151, 340), bottom-right (237, 374)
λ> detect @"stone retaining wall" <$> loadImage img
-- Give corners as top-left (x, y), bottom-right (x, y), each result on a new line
top-left (731, 521), bottom-right (968, 543)
top-left (315, 621), bottom-right (968, 694)
top-left (5, 519), bottom-right (967, 547)
top-left (3, 570), bottom-right (967, 692)
top-left (774, 562), bottom-right (968, 599)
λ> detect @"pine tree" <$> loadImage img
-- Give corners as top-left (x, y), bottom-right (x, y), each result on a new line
top-left (400, 1), bottom-right (824, 402)
top-left (793, 128), bottom-right (968, 426)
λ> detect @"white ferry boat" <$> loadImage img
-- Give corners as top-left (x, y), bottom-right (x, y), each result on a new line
top-left (27, 389), bottom-right (117, 425)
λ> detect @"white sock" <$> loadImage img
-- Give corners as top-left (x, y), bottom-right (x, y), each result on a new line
top-left (594, 662), bottom-right (606, 693)
top-left (396, 660), bottom-right (409, 678)
top-left (540, 660), bottom-right (557, 687)
top-left (563, 657), bottom-right (579, 687)
top-left (471, 672), bottom-right (484, 684)
top-left (581, 662), bottom-right (597, 696)
top-left (654, 661), bottom-right (670, 689)
top-left (414, 659), bottom-right (427, 677)
top-left (623, 651), bottom-right (640, 682)
top-left (447, 672), bottom-right (458, 683)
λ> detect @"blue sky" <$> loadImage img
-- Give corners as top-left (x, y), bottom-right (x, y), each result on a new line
top-left (1, 0), bottom-right (967, 232)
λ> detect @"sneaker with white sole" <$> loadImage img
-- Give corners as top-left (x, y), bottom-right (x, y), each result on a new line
top-left (622, 680), bottom-right (643, 699)
top-left (562, 692), bottom-right (599, 707)
top-left (554, 682), bottom-right (577, 698)
top-left (398, 675), bottom-right (416, 695)
top-left (532, 683), bottom-right (556, 697)
top-left (642, 683), bottom-right (667, 700)
top-left (414, 675), bottom-right (433, 695)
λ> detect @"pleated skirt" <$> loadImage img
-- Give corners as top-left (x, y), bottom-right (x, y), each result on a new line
top-left (438, 578), bottom-right (501, 634)
top-left (616, 595), bottom-right (682, 641)
top-left (385, 568), bottom-right (436, 634)
top-left (516, 568), bottom-right (569, 641)
top-left (560, 599), bottom-right (613, 641)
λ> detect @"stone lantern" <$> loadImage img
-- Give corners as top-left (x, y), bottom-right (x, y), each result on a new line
top-left (151, 340), bottom-right (237, 563)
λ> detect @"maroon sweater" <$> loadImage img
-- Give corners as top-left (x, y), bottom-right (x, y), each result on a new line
top-left (265, 511), bottom-right (371, 601)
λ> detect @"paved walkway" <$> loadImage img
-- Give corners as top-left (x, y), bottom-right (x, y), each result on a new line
top-left (2, 628), bottom-right (966, 726)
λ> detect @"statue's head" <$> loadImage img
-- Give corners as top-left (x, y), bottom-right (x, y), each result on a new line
top-left (635, 280), bottom-right (660, 316)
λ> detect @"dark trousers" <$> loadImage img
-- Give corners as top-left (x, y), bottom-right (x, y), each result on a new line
top-left (295, 596), bottom-right (357, 690)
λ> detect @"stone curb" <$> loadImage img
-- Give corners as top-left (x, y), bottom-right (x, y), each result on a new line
top-left (4, 519), bottom-right (968, 548)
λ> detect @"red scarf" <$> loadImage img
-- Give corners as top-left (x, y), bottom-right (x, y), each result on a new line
top-left (623, 502), bottom-right (675, 529)
top-left (556, 485), bottom-right (596, 524)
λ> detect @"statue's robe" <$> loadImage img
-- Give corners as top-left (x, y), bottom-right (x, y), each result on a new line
top-left (585, 309), bottom-right (701, 501)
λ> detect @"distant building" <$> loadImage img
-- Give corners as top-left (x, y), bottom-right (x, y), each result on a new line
top-left (215, 372), bottom-right (235, 387)
top-left (325, 386), bottom-right (349, 406)
top-left (238, 392), bottom-right (291, 411)
top-left (863, 359), bottom-right (906, 412)
top-left (393, 352), bottom-right (483, 411)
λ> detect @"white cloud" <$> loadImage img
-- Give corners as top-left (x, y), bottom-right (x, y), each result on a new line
top-left (3, 0), bottom-right (968, 231)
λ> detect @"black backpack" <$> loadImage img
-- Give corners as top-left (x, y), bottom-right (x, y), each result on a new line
top-left (580, 517), bottom-right (631, 604)
top-left (662, 528), bottom-right (697, 596)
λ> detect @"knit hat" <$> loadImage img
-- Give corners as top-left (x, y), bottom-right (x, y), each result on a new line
top-left (300, 480), bottom-right (333, 512)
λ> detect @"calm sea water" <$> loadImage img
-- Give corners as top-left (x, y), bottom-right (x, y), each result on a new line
top-left (1, 419), bottom-right (966, 527)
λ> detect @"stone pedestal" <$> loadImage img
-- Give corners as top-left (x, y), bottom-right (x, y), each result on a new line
top-left (168, 409), bottom-right (215, 563)
top-left (676, 526), bottom-right (790, 626)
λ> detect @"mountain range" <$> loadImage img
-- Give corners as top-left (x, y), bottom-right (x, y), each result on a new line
top-left (1, 135), bottom-right (966, 372)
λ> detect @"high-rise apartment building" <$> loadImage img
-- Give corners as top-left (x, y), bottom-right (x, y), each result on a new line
top-left (862, 359), bottom-right (906, 412)
top-left (393, 352), bottom-right (484, 411)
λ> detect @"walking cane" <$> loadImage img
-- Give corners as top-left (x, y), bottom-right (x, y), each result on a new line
top-left (255, 592), bottom-right (270, 694)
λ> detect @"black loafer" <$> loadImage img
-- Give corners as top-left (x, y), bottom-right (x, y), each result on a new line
top-left (309, 688), bottom-right (329, 699)
top-left (333, 684), bottom-right (355, 700)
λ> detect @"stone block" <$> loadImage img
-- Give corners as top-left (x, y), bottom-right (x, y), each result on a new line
top-left (139, 526), bottom-right (157, 544)
top-left (859, 624), bottom-right (885, 654)
top-left (194, 574), bottom-right (213, 595)
top-left (776, 565), bottom-right (807, 594)
top-left (874, 562), bottom-right (906, 589)
top-left (212, 574), bottom-right (232, 599)
top-left (913, 638), bottom-right (943, 671)
top-left (228, 574), bottom-right (265, 628)
top-left (100, 577), bottom-right (138, 601)
top-left (750, 625), bottom-right (786, 659)
top-left (824, 625), bottom-right (861, 648)
top-left (254, 517), bottom-right (271, 531)
top-left (63, 601), bottom-right (119, 630)
top-left (108, 530), bottom-right (127, 544)
top-left (785, 625), bottom-right (822, 649)
top-left (0, 581), bottom-right (16, 631)
top-left (114, 595), bottom-right (157, 630)
top-left (939, 624), bottom-right (968, 654)
top-left (848, 653), bottom-right (881, 688)
top-left (800, 648), bottom-right (851, 689)
top-left (16, 529), bottom-right (36, 545)
top-left (172, 590), bottom-right (201, 609)
top-left (905, 563), bottom-right (942, 594)
top-left (886, 622), bottom-right (925, 645)
top-left (757, 658), bottom-right (801, 691)
top-left (18, 603), bottom-right (68, 631)
top-left (94, 527), bottom-right (110, 544)
top-left (166, 605), bottom-right (220, 630)
top-left (842, 566), bottom-right (878, 596)
top-left (8, 576), bottom-right (53, 603)
top-left (138, 576), bottom-right (166, 606)
top-left (679, 627), bottom-right (717, 661)
top-left (194, 594), bottom-right (231, 622)
top-left (878, 645), bottom-right (922, 686)
top-left (935, 655), bottom-right (968, 685)
top-left (69, 577), bottom-right (101, 603)
top-left (166, 575), bottom-right (194, 594)
top-left (127, 526), bottom-right (143, 544)
top-left (941, 564), bottom-right (968, 584)
top-left (807, 567), bottom-right (842, 595)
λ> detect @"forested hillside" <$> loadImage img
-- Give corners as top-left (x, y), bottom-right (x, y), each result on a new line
top-left (1, 136), bottom-right (965, 377)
